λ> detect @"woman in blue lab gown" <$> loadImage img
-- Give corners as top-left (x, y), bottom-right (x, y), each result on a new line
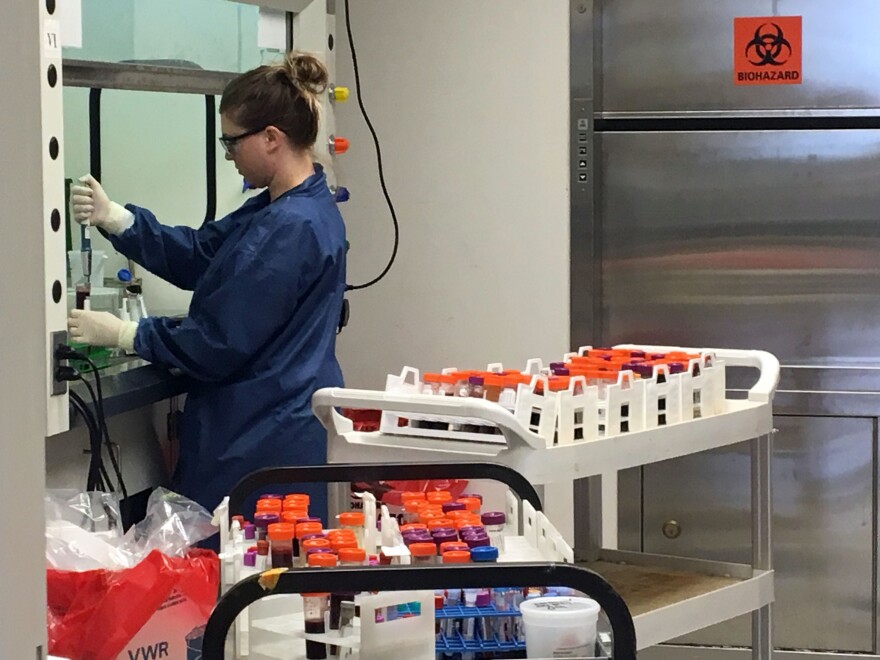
top-left (68, 52), bottom-right (345, 519)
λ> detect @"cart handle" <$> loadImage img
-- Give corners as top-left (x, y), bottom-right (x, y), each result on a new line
top-left (312, 387), bottom-right (547, 449)
top-left (201, 563), bottom-right (637, 660)
top-left (226, 462), bottom-right (543, 517)
top-left (614, 345), bottom-right (780, 404)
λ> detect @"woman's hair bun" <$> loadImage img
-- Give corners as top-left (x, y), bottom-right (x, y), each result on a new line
top-left (281, 51), bottom-right (329, 96)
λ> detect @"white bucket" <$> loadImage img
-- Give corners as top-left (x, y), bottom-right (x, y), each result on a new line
top-left (519, 596), bottom-right (601, 658)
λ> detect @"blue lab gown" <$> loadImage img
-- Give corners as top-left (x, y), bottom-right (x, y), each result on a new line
top-left (104, 166), bottom-right (345, 515)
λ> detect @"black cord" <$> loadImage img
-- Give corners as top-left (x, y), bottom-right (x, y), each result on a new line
top-left (77, 379), bottom-right (117, 492)
top-left (69, 389), bottom-right (106, 491)
top-left (343, 0), bottom-right (400, 291)
top-left (59, 365), bottom-right (107, 491)
top-left (81, 359), bottom-right (128, 504)
top-left (203, 95), bottom-right (217, 226)
top-left (55, 348), bottom-right (122, 499)
top-left (55, 347), bottom-right (129, 506)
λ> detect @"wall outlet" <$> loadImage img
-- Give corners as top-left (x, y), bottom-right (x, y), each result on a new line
top-left (50, 330), bottom-right (68, 396)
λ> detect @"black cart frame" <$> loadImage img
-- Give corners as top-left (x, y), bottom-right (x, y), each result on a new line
top-left (202, 562), bottom-right (636, 659)
top-left (205, 461), bottom-right (636, 658)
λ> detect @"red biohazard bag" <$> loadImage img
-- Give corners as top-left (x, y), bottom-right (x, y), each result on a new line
top-left (47, 549), bottom-right (219, 660)
top-left (341, 407), bottom-right (382, 432)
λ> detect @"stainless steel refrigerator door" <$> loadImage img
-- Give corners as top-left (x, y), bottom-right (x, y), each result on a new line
top-left (600, 0), bottom-right (880, 114)
top-left (640, 415), bottom-right (875, 651)
top-left (597, 129), bottom-right (880, 364)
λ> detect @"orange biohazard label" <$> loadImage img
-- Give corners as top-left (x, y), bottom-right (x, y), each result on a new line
top-left (734, 16), bottom-right (802, 85)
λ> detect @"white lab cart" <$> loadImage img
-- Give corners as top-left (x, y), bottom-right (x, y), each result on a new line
top-left (312, 345), bottom-right (778, 658)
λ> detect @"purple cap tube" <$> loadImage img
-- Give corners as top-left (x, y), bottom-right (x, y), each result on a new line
top-left (481, 512), bottom-right (506, 526)
top-left (254, 513), bottom-right (280, 529)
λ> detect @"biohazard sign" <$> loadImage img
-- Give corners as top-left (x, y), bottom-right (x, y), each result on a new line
top-left (734, 16), bottom-right (802, 85)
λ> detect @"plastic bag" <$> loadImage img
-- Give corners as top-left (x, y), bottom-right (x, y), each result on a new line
top-left (115, 488), bottom-right (219, 566)
top-left (45, 490), bottom-right (124, 571)
top-left (46, 488), bottom-right (220, 659)
top-left (47, 549), bottom-right (219, 660)
top-left (46, 487), bottom-right (217, 570)
top-left (45, 490), bottom-right (123, 536)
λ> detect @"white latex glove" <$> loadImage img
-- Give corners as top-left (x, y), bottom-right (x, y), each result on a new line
top-left (70, 174), bottom-right (134, 235)
top-left (68, 310), bottom-right (139, 351)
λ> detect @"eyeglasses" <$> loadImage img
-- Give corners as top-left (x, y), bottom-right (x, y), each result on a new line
top-left (219, 126), bottom-right (267, 155)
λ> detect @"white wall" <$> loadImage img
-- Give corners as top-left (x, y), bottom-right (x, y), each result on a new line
top-left (335, 0), bottom-right (571, 388)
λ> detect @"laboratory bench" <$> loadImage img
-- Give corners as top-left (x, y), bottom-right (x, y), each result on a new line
top-left (68, 356), bottom-right (188, 427)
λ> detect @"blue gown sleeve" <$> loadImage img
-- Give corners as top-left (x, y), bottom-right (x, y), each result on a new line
top-left (132, 216), bottom-right (327, 382)
top-left (103, 205), bottom-right (233, 291)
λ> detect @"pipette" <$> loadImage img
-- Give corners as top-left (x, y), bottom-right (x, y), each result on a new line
top-left (75, 218), bottom-right (92, 310)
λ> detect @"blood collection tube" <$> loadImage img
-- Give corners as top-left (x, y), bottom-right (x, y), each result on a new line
top-left (439, 541), bottom-right (469, 555)
top-left (303, 593), bottom-right (330, 659)
top-left (296, 522), bottom-right (323, 558)
top-left (409, 542), bottom-right (437, 566)
top-left (256, 499), bottom-right (282, 515)
top-left (427, 518), bottom-right (455, 532)
top-left (254, 512), bottom-right (280, 542)
top-left (402, 499), bottom-right (425, 524)
top-left (267, 523), bottom-right (295, 569)
top-left (255, 540), bottom-right (269, 570)
top-left (330, 536), bottom-right (358, 552)
top-left (457, 497), bottom-right (481, 514)
top-left (337, 512), bottom-right (365, 547)
top-left (442, 501), bottom-right (466, 515)
top-left (284, 493), bottom-right (310, 510)
top-left (463, 535), bottom-right (490, 549)
top-left (442, 550), bottom-right (471, 564)
top-left (338, 547), bottom-right (366, 567)
top-left (470, 546), bottom-right (499, 563)
top-left (300, 538), bottom-right (332, 566)
top-left (426, 491), bottom-right (453, 506)
top-left (481, 512), bottom-right (506, 551)
top-left (432, 529), bottom-right (458, 552)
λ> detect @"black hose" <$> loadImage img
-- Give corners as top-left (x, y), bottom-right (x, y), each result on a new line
top-left (88, 89), bottom-right (102, 180)
top-left (69, 390), bottom-right (105, 491)
top-left (79, 363), bottom-right (128, 509)
top-left (203, 95), bottom-right (217, 226)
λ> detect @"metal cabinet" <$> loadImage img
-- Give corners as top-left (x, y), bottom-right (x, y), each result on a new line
top-left (579, 2), bottom-right (880, 657)
top-left (620, 415), bottom-right (875, 652)
top-left (598, 129), bottom-right (880, 364)
top-left (600, 0), bottom-right (880, 113)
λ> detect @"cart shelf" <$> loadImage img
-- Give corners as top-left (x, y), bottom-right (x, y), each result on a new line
top-left (579, 550), bottom-right (773, 651)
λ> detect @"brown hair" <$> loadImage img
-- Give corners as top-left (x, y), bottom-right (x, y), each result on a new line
top-left (220, 51), bottom-right (329, 150)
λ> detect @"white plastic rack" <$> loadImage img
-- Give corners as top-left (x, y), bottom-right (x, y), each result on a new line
top-left (213, 463), bottom-right (576, 659)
